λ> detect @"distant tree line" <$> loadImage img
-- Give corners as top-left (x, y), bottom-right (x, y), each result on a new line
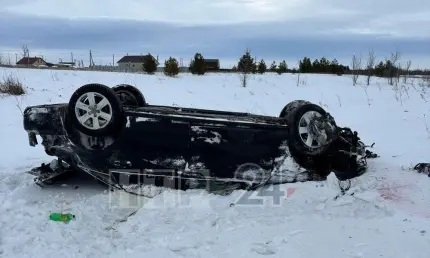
top-left (135, 49), bottom-right (429, 79)
top-left (228, 50), bottom-right (350, 76)
top-left (297, 57), bottom-right (349, 75)
top-left (231, 49), bottom-right (289, 75)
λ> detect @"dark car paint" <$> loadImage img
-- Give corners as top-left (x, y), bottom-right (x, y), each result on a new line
top-left (24, 104), bottom-right (290, 181)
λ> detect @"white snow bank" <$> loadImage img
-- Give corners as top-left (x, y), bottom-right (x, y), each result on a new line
top-left (0, 68), bottom-right (429, 257)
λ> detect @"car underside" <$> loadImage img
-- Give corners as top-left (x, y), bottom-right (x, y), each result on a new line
top-left (23, 83), bottom-right (378, 191)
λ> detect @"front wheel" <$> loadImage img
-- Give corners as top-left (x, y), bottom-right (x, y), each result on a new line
top-left (279, 101), bottom-right (339, 178)
top-left (68, 83), bottom-right (125, 137)
top-left (279, 100), bottom-right (312, 118)
top-left (282, 101), bottom-right (337, 156)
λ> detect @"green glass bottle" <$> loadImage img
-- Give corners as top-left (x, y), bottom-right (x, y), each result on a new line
top-left (49, 213), bottom-right (75, 223)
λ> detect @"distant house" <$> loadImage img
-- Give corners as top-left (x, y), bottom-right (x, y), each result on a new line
top-left (204, 59), bottom-right (220, 71)
top-left (117, 55), bottom-right (160, 72)
top-left (16, 57), bottom-right (47, 67)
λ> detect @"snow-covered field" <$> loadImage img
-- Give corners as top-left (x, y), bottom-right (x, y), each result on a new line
top-left (1, 67), bottom-right (430, 257)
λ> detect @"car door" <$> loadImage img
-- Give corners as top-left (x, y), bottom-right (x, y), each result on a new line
top-left (188, 121), bottom-right (286, 178)
top-left (114, 114), bottom-right (192, 172)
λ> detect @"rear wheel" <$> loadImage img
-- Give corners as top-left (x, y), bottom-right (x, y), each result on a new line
top-left (112, 84), bottom-right (146, 107)
top-left (68, 83), bottom-right (125, 137)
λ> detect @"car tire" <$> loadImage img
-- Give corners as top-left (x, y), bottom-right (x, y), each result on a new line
top-left (112, 84), bottom-right (146, 107)
top-left (279, 100), bottom-right (312, 118)
top-left (281, 101), bottom-right (338, 156)
top-left (68, 83), bottom-right (125, 137)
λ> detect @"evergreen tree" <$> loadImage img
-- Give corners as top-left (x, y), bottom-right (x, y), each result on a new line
top-left (319, 57), bottom-right (330, 72)
top-left (257, 59), bottom-right (267, 74)
top-left (269, 61), bottom-right (277, 72)
top-left (299, 57), bottom-right (312, 73)
top-left (142, 53), bottom-right (158, 74)
top-left (164, 57), bottom-right (179, 76)
top-left (374, 61), bottom-right (385, 77)
top-left (312, 59), bottom-right (320, 73)
top-left (277, 60), bottom-right (288, 74)
top-left (329, 59), bottom-right (339, 74)
top-left (237, 49), bottom-right (256, 74)
top-left (189, 53), bottom-right (206, 75)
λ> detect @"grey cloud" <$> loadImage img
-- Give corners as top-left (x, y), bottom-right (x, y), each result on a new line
top-left (0, 12), bottom-right (428, 67)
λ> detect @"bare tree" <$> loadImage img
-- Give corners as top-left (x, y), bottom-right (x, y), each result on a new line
top-left (21, 45), bottom-right (29, 58)
top-left (21, 44), bottom-right (30, 67)
top-left (239, 68), bottom-right (251, 88)
top-left (418, 75), bottom-right (430, 89)
top-left (387, 51), bottom-right (401, 85)
top-left (0, 53), bottom-right (12, 66)
top-left (352, 54), bottom-right (362, 86)
top-left (366, 50), bottom-right (376, 85)
top-left (403, 60), bottom-right (412, 83)
top-left (4, 54), bottom-right (12, 65)
top-left (396, 63), bottom-right (402, 84)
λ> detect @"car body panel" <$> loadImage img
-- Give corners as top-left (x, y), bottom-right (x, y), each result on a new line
top-left (23, 95), bottom-right (375, 187)
top-left (23, 104), bottom-right (290, 181)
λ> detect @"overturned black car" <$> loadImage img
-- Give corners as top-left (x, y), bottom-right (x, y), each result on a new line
top-left (23, 83), bottom-right (376, 191)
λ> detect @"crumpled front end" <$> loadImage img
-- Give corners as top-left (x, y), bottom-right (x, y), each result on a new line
top-left (328, 127), bottom-right (378, 180)
top-left (23, 104), bottom-right (108, 169)
top-left (24, 104), bottom-right (68, 147)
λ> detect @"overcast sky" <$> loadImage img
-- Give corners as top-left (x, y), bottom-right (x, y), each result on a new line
top-left (0, 0), bottom-right (429, 68)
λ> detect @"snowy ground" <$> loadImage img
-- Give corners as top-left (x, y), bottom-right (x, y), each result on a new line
top-left (0, 67), bottom-right (430, 257)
